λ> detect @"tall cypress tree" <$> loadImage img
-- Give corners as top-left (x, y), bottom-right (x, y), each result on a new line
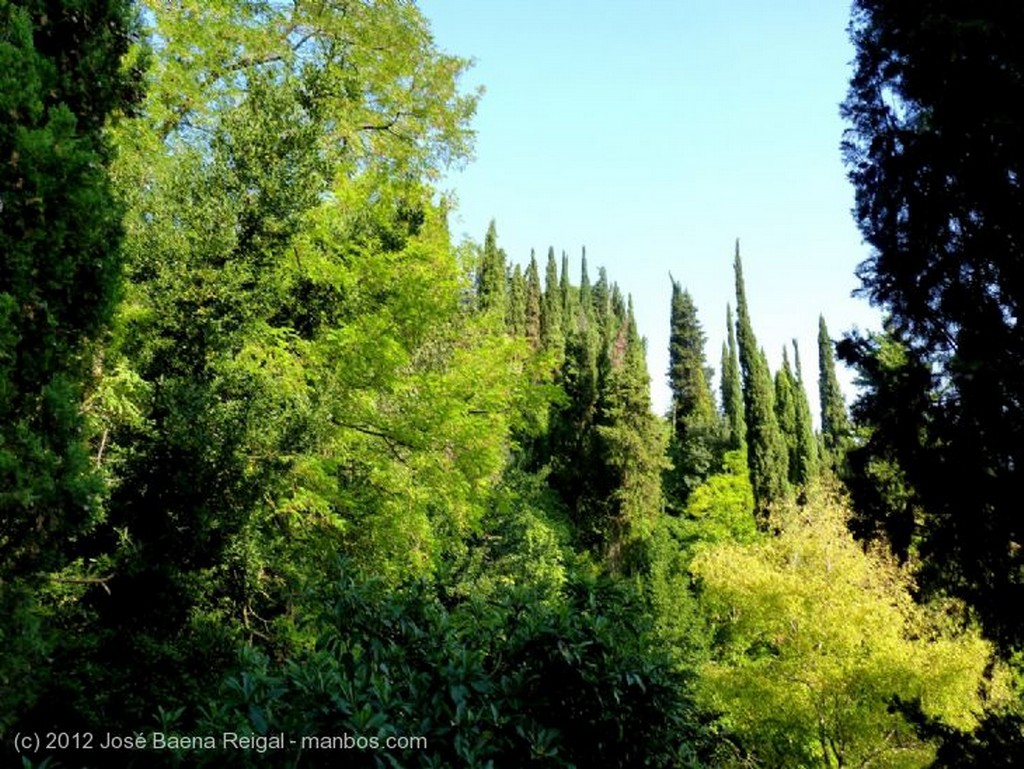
top-left (595, 297), bottom-right (665, 570)
top-left (560, 250), bottom-right (574, 335)
top-left (666, 279), bottom-right (719, 506)
top-left (476, 220), bottom-right (507, 314)
top-left (791, 339), bottom-right (819, 485)
top-left (734, 243), bottom-right (788, 512)
top-left (818, 314), bottom-right (851, 469)
top-left (507, 263), bottom-right (527, 337)
top-left (541, 246), bottom-right (563, 352)
top-left (721, 304), bottom-right (745, 450)
top-left (525, 252), bottom-right (542, 349)
top-left (578, 248), bottom-right (594, 330)
top-left (775, 349), bottom-right (798, 483)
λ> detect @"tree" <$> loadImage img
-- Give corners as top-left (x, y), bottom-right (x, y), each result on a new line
top-left (0, 0), bottom-right (138, 728)
top-left (818, 315), bottom-right (850, 469)
top-left (734, 243), bottom-right (788, 512)
top-left (665, 278), bottom-right (720, 507)
top-left (840, 0), bottom-right (1024, 644)
top-left (693, 488), bottom-right (998, 769)
top-left (525, 252), bottom-right (542, 349)
top-left (477, 219), bottom-right (507, 314)
top-left (507, 263), bottom-right (527, 337)
top-left (791, 340), bottom-right (819, 485)
top-left (774, 349), bottom-right (798, 481)
top-left (721, 304), bottom-right (745, 450)
top-left (541, 246), bottom-right (563, 353)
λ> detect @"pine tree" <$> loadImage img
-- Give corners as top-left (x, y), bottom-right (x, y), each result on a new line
top-left (476, 220), bottom-right (507, 314)
top-left (525, 252), bottom-right (542, 349)
top-left (791, 340), bottom-right (819, 485)
top-left (818, 315), bottom-right (850, 469)
top-left (541, 247), bottom-right (563, 352)
top-left (721, 304), bottom-right (746, 450)
top-left (734, 243), bottom-right (788, 512)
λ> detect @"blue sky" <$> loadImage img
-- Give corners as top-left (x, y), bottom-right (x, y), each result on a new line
top-left (418, 1), bottom-right (881, 419)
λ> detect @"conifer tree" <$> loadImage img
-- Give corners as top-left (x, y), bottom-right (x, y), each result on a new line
top-left (734, 244), bottom-right (788, 512)
top-left (791, 340), bottom-right (819, 485)
top-left (578, 248), bottom-right (594, 328)
top-left (476, 220), bottom-right (507, 314)
top-left (775, 350), bottom-right (798, 483)
top-left (507, 263), bottom-right (527, 337)
top-left (666, 279), bottom-right (720, 506)
top-left (525, 253), bottom-right (542, 349)
top-left (595, 298), bottom-right (665, 569)
top-left (818, 315), bottom-right (851, 469)
top-left (541, 247), bottom-right (563, 352)
top-left (0, 0), bottom-right (138, 726)
top-left (721, 304), bottom-right (746, 450)
top-left (560, 250), bottom-right (575, 335)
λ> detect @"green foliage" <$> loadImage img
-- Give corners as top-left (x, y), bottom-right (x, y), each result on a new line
top-left (734, 245), bottom-right (789, 513)
top-left (693, 487), bottom-right (999, 768)
top-left (720, 304), bottom-right (746, 451)
top-left (665, 279), bottom-right (723, 509)
top-left (541, 247), bottom-right (564, 354)
top-left (817, 315), bottom-right (850, 471)
top-left (525, 252), bottom-right (543, 349)
top-left (841, 0), bottom-right (1024, 647)
top-left (791, 340), bottom-right (819, 486)
top-left (0, 0), bottom-right (138, 730)
top-left (477, 219), bottom-right (508, 315)
top-left (173, 561), bottom-right (712, 769)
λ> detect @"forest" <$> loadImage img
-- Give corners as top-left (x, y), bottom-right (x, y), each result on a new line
top-left (2, 0), bottom-right (1024, 767)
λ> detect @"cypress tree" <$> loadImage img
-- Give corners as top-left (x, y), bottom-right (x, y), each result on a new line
top-left (734, 243), bottom-right (788, 512)
top-left (665, 279), bottom-right (721, 507)
top-left (541, 247), bottom-right (563, 351)
top-left (721, 304), bottom-right (746, 450)
top-left (525, 252), bottom-right (542, 349)
top-left (818, 315), bottom-right (851, 469)
top-left (791, 339), bottom-right (819, 485)
top-left (668, 279), bottom-right (716, 428)
top-left (507, 263), bottom-right (527, 337)
top-left (476, 220), bottom-right (507, 314)
top-left (774, 349), bottom-right (798, 483)
top-left (578, 248), bottom-right (594, 330)
top-left (560, 250), bottom-right (575, 335)
top-left (595, 297), bottom-right (665, 570)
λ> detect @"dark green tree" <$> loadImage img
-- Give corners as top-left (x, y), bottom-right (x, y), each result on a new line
top-left (0, 0), bottom-right (138, 728)
top-left (734, 243), bottom-right (788, 512)
top-left (665, 278), bottom-right (720, 507)
top-left (507, 263), bottom-right (527, 337)
top-left (818, 315), bottom-right (851, 470)
top-left (525, 252), bottom-right (542, 349)
top-left (721, 304), bottom-right (746, 450)
top-left (774, 349), bottom-right (798, 482)
top-left (840, 0), bottom-right (1024, 645)
top-left (541, 247), bottom-right (563, 352)
top-left (560, 250), bottom-right (575, 335)
top-left (477, 219), bottom-right (507, 314)
top-left (791, 340), bottom-right (819, 485)
top-left (595, 299), bottom-right (666, 569)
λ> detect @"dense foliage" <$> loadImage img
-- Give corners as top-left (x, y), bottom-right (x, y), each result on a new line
top-left (3, 0), bottom-right (1023, 766)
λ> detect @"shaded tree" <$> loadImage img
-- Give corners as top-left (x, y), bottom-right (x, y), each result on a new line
top-left (841, 0), bottom-right (1024, 644)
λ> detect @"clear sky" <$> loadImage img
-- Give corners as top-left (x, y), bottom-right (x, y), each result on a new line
top-left (418, 0), bottom-right (881, 421)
